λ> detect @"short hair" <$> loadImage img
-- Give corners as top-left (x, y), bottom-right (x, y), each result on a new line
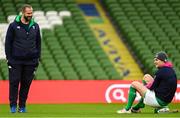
top-left (21, 4), bottom-right (32, 13)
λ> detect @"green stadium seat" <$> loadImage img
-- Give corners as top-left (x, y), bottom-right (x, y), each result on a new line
top-left (35, 63), bottom-right (49, 80)
top-left (103, 0), bottom-right (180, 78)
top-left (26, 0), bottom-right (39, 3)
top-left (0, 60), bottom-right (8, 80)
top-left (0, 0), bottom-right (143, 80)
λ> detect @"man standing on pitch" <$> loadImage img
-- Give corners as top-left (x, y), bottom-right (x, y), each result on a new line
top-left (5, 4), bottom-right (41, 113)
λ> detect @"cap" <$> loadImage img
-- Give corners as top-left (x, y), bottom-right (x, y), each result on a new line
top-left (155, 51), bottom-right (168, 62)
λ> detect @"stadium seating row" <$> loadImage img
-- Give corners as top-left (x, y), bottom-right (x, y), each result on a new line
top-left (0, 0), bottom-right (121, 80)
top-left (102, 0), bottom-right (180, 78)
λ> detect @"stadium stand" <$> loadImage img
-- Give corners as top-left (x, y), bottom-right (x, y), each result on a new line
top-left (1, 0), bottom-right (179, 80)
top-left (101, 0), bottom-right (180, 78)
top-left (0, 0), bottom-right (121, 80)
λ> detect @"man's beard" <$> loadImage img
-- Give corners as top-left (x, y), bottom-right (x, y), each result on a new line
top-left (24, 16), bottom-right (32, 22)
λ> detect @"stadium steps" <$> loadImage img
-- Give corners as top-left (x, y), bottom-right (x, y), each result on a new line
top-left (76, 0), bottom-right (144, 80)
top-left (102, 0), bottom-right (180, 79)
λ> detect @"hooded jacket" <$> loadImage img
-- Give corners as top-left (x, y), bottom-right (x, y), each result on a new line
top-left (5, 15), bottom-right (41, 65)
top-left (149, 61), bottom-right (177, 104)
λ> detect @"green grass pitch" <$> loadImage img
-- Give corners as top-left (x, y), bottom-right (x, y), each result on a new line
top-left (0, 103), bottom-right (179, 118)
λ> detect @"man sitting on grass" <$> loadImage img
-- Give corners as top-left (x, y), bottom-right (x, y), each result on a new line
top-left (117, 51), bottom-right (177, 113)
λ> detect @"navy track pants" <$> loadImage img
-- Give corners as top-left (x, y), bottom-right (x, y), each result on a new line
top-left (8, 64), bottom-right (36, 108)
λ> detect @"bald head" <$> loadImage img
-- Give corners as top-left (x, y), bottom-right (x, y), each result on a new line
top-left (21, 4), bottom-right (33, 13)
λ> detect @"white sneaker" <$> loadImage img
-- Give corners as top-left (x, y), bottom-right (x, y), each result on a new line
top-left (117, 108), bottom-right (131, 114)
top-left (157, 107), bottom-right (170, 113)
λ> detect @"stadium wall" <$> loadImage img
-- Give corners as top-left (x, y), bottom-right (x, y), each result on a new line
top-left (0, 80), bottom-right (180, 104)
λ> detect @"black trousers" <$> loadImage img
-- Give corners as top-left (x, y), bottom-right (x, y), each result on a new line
top-left (8, 64), bottom-right (36, 108)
